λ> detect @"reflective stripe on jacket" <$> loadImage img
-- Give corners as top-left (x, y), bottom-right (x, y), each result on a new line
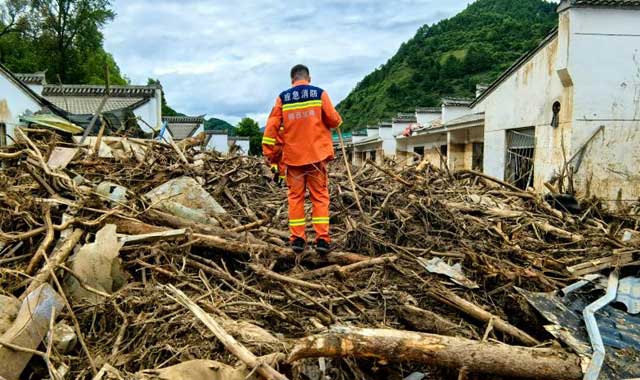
top-left (263, 79), bottom-right (342, 167)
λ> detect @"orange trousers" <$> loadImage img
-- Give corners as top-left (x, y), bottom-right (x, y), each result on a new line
top-left (286, 162), bottom-right (330, 243)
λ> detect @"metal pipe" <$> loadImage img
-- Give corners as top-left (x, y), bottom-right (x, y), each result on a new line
top-left (560, 274), bottom-right (602, 297)
top-left (583, 271), bottom-right (619, 380)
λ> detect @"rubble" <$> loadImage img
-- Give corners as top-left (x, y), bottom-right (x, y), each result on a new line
top-left (0, 126), bottom-right (639, 379)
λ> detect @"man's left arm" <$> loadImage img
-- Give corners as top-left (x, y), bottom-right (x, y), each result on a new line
top-left (321, 91), bottom-right (343, 129)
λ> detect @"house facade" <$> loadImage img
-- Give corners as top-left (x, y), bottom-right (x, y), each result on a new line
top-left (473, 0), bottom-right (640, 200)
top-left (0, 65), bottom-right (53, 145)
top-left (41, 84), bottom-right (163, 135)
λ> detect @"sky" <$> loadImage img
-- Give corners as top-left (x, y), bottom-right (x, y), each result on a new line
top-left (104, 0), bottom-right (469, 126)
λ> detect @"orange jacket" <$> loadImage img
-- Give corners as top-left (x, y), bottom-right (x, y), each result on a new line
top-left (262, 80), bottom-right (342, 167)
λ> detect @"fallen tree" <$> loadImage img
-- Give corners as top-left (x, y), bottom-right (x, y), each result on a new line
top-left (288, 327), bottom-right (583, 380)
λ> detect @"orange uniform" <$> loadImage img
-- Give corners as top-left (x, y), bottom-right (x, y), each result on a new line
top-left (262, 79), bottom-right (342, 242)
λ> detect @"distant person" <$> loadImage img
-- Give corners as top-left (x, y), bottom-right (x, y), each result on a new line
top-left (262, 64), bottom-right (343, 254)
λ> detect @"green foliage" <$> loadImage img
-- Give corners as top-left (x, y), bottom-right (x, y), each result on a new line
top-left (336, 0), bottom-right (558, 130)
top-left (205, 117), bottom-right (235, 134)
top-left (236, 117), bottom-right (261, 156)
top-left (0, 0), bottom-right (128, 85)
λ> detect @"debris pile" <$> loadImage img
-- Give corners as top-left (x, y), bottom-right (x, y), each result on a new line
top-left (1, 128), bottom-right (639, 380)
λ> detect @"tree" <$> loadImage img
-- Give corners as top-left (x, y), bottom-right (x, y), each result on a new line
top-left (148, 78), bottom-right (179, 116)
top-left (236, 117), bottom-right (261, 156)
top-left (0, 0), bottom-right (29, 38)
top-left (32, 0), bottom-right (115, 82)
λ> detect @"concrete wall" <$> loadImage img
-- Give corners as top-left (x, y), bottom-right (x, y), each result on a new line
top-left (0, 73), bottom-right (42, 144)
top-left (566, 6), bottom-right (640, 201)
top-left (479, 35), bottom-right (571, 189)
top-left (397, 132), bottom-right (447, 166)
top-left (448, 126), bottom-right (484, 170)
top-left (366, 127), bottom-right (379, 138)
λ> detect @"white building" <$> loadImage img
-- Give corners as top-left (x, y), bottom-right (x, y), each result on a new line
top-left (40, 83), bottom-right (162, 135)
top-left (206, 130), bottom-right (230, 153)
top-left (0, 64), bottom-right (57, 145)
top-left (229, 136), bottom-right (250, 154)
top-left (472, 0), bottom-right (640, 200)
top-left (163, 115), bottom-right (205, 141)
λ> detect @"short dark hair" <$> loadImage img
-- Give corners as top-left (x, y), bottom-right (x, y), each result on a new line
top-left (290, 64), bottom-right (310, 80)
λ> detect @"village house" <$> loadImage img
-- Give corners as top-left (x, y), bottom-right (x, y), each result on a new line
top-left (470, 0), bottom-right (640, 201)
top-left (162, 115), bottom-right (205, 141)
top-left (40, 83), bottom-right (163, 135)
top-left (0, 64), bottom-right (61, 146)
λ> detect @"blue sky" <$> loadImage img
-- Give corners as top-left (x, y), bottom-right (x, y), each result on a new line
top-left (104, 0), bottom-right (470, 126)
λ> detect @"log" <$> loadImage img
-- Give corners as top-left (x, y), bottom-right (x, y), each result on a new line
top-left (397, 304), bottom-right (473, 338)
top-left (165, 285), bottom-right (288, 380)
top-left (288, 327), bottom-right (582, 380)
top-left (430, 289), bottom-right (539, 346)
top-left (21, 229), bottom-right (84, 301)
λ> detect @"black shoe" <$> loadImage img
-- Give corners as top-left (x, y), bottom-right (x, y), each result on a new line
top-left (316, 239), bottom-right (331, 255)
top-left (291, 237), bottom-right (306, 254)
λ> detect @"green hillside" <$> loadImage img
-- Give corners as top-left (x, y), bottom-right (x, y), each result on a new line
top-left (205, 118), bottom-right (237, 136)
top-left (337, 0), bottom-right (558, 130)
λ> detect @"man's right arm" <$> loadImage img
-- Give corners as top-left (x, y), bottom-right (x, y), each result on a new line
top-left (262, 97), bottom-right (283, 167)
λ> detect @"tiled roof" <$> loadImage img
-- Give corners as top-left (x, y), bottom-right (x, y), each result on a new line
top-left (163, 115), bottom-right (205, 124)
top-left (167, 123), bottom-right (200, 140)
top-left (206, 129), bottom-right (228, 135)
top-left (393, 116), bottom-right (417, 123)
top-left (415, 107), bottom-right (441, 113)
top-left (42, 84), bottom-right (160, 98)
top-left (353, 129), bottom-right (368, 136)
top-left (353, 136), bottom-right (381, 146)
top-left (568, 0), bottom-right (640, 6)
top-left (442, 97), bottom-right (474, 107)
top-left (444, 112), bottom-right (485, 128)
top-left (15, 72), bottom-right (47, 85)
top-left (230, 136), bottom-right (250, 141)
top-left (44, 96), bottom-right (150, 115)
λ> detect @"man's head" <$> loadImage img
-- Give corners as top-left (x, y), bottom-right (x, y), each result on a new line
top-left (290, 64), bottom-right (310, 84)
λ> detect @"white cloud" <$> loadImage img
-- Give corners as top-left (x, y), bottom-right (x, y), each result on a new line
top-left (104, 0), bottom-right (470, 124)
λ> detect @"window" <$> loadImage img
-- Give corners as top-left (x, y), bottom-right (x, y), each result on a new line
top-left (0, 123), bottom-right (6, 147)
top-left (505, 128), bottom-right (535, 190)
top-left (370, 150), bottom-right (377, 163)
top-left (413, 146), bottom-right (425, 164)
top-left (551, 102), bottom-right (561, 128)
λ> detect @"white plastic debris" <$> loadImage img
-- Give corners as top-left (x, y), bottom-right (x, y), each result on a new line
top-left (418, 257), bottom-right (479, 289)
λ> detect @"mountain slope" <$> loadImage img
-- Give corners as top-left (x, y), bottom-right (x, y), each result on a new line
top-left (337, 0), bottom-right (558, 129)
top-left (205, 118), bottom-right (237, 136)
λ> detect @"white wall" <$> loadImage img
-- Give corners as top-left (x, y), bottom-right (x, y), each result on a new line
top-left (235, 140), bottom-right (250, 154)
top-left (566, 7), bottom-right (640, 200)
top-left (133, 99), bottom-right (160, 134)
top-left (477, 35), bottom-right (569, 187)
top-left (366, 127), bottom-right (379, 138)
top-left (208, 134), bottom-right (229, 154)
top-left (416, 112), bottom-right (441, 127)
top-left (0, 73), bottom-right (43, 144)
top-left (442, 105), bottom-right (471, 124)
top-left (379, 126), bottom-right (396, 156)
top-left (27, 84), bottom-right (44, 95)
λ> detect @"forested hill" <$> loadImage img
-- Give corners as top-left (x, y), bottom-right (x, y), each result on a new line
top-left (336, 0), bottom-right (558, 130)
top-left (0, 1), bottom-right (127, 85)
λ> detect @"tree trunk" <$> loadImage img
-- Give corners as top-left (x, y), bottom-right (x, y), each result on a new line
top-left (288, 327), bottom-right (582, 380)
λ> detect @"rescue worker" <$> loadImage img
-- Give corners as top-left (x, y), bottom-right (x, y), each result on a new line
top-left (262, 64), bottom-right (343, 254)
